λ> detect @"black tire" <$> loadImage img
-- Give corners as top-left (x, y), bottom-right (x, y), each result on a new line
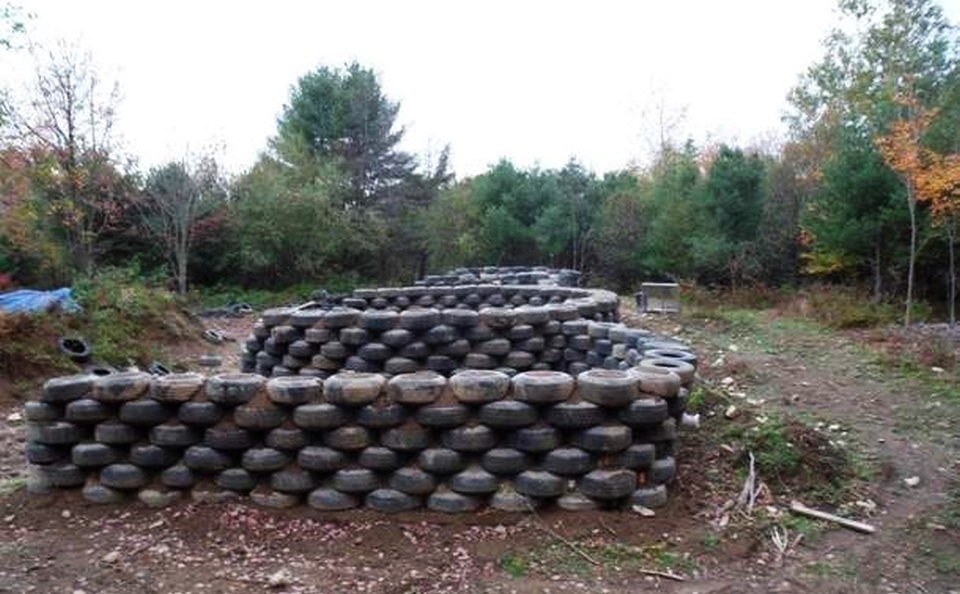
top-left (242, 448), bottom-right (290, 472)
top-left (381, 329), bottom-right (414, 348)
top-left (184, 445), bottom-right (232, 473)
top-left (324, 372), bottom-right (385, 407)
top-left (149, 423), bottom-right (201, 447)
top-left (266, 376), bottom-right (322, 405)
top-left (381, 424), bottom-right (431, 452)
top-left (476, 338), bottom-right (511, 357)
top-left (25, 442), bottom-right (66, 464)
top-left (479, 307), bottom-right (517, 329)
top-left (579, 469), bottom-right (636, 500)
top-left (323, 307), bottom-right (362, 328)
top-left (398, 341), bottom-right (430, 359)
top-left (71, 442), bottom-right (121, 467)
top-left (418, 448), bottom-right (466, 474)
top-left (545, 401), bottom-right (604, 429)
top-left (323, 426), bottom-right (373, 451)
top-left (93, 371), bottom-right (152, 403)
top-left (514, 470), bottom-right (564, 498)
top-left (358, 447), bottom-right (402, 472)
top-left (161, 464), bottom-right (197, 489)
top-left (24, 401), bottom-right (61, 422)
top-left (293, 403), bottom-right (349, 430)
top-left (119, 400), bottom-right (171, 426)
top-left (441, 425), bottom-right (496, 453)
top-left (389, 467), bottom-right (437, 495)
top-left (94, 421), bottom-right (142, 445)
top-left (480, 448), bottom-right (531, 475)
top-left (386, 371), bottom-right (446, 405)
top-left (298, 446), bottom-right (348, 472)
top-left (557, 491), bottom-right (599, 511)
top-left (178, 401), bottom-right (223, 426)
top-left (511, 371), bottom-right (574, 405)
top-left (339, 327), bottom-right (370, 347)
top-left (464, 324), bottom-right (495, 342)
top-left (542, 448), bottom-right (594, 476)
top-left (332, 468), bottom-right (379, 494)
top-left (359, 309), bottom-right (400, 331)
top-left (27, 421), bottom-right (84, 445)
top-left (383, 357), bottom-right (419, 375)
top-left (152, 373), bottom-right (204, 402)
top-left (357, 403), bottom-right (407, 429)
top-left (399, 308), bottom-right (440, 331)
top-left (82, 481), bottom-right (126, 504)
top-left (366, 488), bottom-right (421, 513)
top-left (266, 426), bottom-right (308, 450)
top-left (58, 336), bottom-right (92, 363)
top-left (64, 398), bottom-right (112, 424)
top-left (427, 488), bottom-right (480, 513)
top-left (37, 462), bottom-right (86, 487)
top-left (618, 398), bottom-right (669, 428)
top-left (490, 483), bottom-right (536, 512)
top-left (629, 485), bottom-right (668, 508)
top-left (442, 309), bottom-right (479, 327)
top-left (204, 424), bottom-right (252, 450)
top-left (572, 424), bottom-right (632, 453)
top-left (129, 443), bottom-right (179, 468)
top-left (478, 400), bottom-right (537, 429)
top-left (644, 348), bottom-right (697, 367)
top-left (415, 402), bottom-right (469, 428)
top-left (41, 375), bottom-right (93, 403)
top-left (100, 463), bottom-right (149, 489)
top-left (506, 426), bottom-right (560, 453)
top-left (307, 487), bottom-right (359, 511)
top-left (464, 353), bottom-right (496, 369)
top-left (619, 444), bottom-right (656, 470)
top-left (320, 341), bottom-right (349, 360)
top-left (217, 468), bottom-right (256, 492)
top-left (271, 466), bottom-right (317, 493)
top-left (425, 355), bottom-right (456, 374)
top-left (449, 370), bottom-right (510, 404)
top-left (287, 340), bottom-right (317, 359)
top-left (449, 465), bottom-right (499, 494)
top-left (506, 324), bottom-right (535, 341)
top-left (251, 486), bottom-right (301, 509)
top-left (649, 457), bottom-right (676, 484)
top-left (234, 403), bottom-right (288, 431)
top-left (205, 373), bottom-right (265, 406)
top-left (577, 370), bottom-right (638, 407)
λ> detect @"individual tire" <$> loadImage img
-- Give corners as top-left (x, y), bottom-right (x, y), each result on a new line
top-left (242, 448), bottom-right (290, 473)
top-left (35, 462), bottom-right (85, 488)
top-left (41, 375), bottom-right (93, 403)
top-left (644, 348), bottom-right (697, 367)
top-left (27, 421), bottom-right (83, 445)
top-left (478, 307), bottom-right (517, 329)
top-left (298, 446), bottom-right (349, 472)
top-left (324, 372), bottom-right (385, 407)
top-left (629, 365), bottom-right (682, 397)
top-left (93, 372), bottom-right (152, 403)
top-left (381, 424), bottom-right (431, 452)
top-left (449, 465), bottom-right (500, 495)
top-left (360, 309), bottom-right (400, 331)
top-left (629, 485), bottom-right (668, 508)
top-left (357, 343), bottom-right (392, 362)
top-left (24, 401), bottom-right (61, 423)
top-left (149, 423), bottom-right (201, 447)
top-left (579, 469), bottom-right (636, 500)
top-left (251, 485), bottom-right (301, 509)
top-left (204, 424), bottom-right (252, 450)
top-left (332, 468), bottom-right (379, 494)
top-left (266, 376), bottom-right (322, 405)
top-left (398, 341), bottom-right (429, 359)
top-left (638, 358), bottom-right (695, 386)
top-left (217, 468), bottom-right (256, 492)
top-left (293, 403), bottom-right (349, 430)
top-left (366, 488), bottom-right (421, 513)
top-left (323, 307), bottom-right (362, 328)
top-left (64, 398), bottom-right (112, 424)
top-left (449, 370), bottom-right (510, 404)
top-left (649, 457), bottom-right (676, 484)
top-left (427, 488), bottom-right (480, 513)
top-left (619, 444), bottom-right (656, 470)
top-left (476, 339), bottom-right (511, 357)
top-left (322, 426), bottom-right (372, 451)
top-left (205, 374), bottom-right (265, 406)
top-left (308, 487), bottom-right (359, 511)
top-left (161, 464), bottom-right (197, 489)
top-left (266, 426), bottom-right (308, 450)
top-left (183, 445), bottom-right (232, 473)
top-left (178, 401), bottom-right (223, 426)
top-left (442, 309), bottom-right (479, 327)
top-left (399, 308), bottom-right (440, 331)
top-left (287, 340), bottom-right (317, 359)
top-left (572, 424), bottom-right (632, 453)
top-left (425, 355), bottom-right (456, 374)
top-left (514, 470), bottom-right (564, 498)
top-left (381, 329), bottom-right (414, 349)
top-left (319, 342), bottom-right (349, 359)
top-left (490, 484), bottom-right (536, 512)
top-left (71, 442), bottom-right (121, 467)
top-left (511, 371), bottom-right (575, 404)
top-left (25, 442), bottom-right (66, 464)
top-left (545, 401), bottom-right (605, 429)
top-left (577, 370), bottom-right (638, 407)
top-left (387, 372), bottom-right (446, 405)
top-left (357, 403), bottom-right (407, 429)
top-left (94, 421), bottom-right (141, 445)
top-left (507, 426), bottom-right (560, 453)
top-left (442, 425), bottom-right (496, 453)
top-left (100, 463), bottom-right (149, 489)
top-left (271, 466), bottom-right (317, 493)
top-left (464, 353), bottom-right (496, 369)
top-left (478, 400), bottom-right (537, 429)
top-left (129, 443), bottom-right (179, 468)
top-left (418, 448), bottom-right (466, 474)
top-left (234, 402), bottom-right (288, 431)
top-left (358, 447), bottom-right (402, 472)
top-left (480, 448), bottom-right (531, 475)
top-left (618, 398), bottom-right (669, 428)
top-left (389, 467), bottom-right (437, 495)
top-left (83, 480), bottom-right (126, 504)
top-left (415, 402), bottom-right (469, 428)
top-left (119, 399), bottom-right (170, 426)
top-left (151, 373), bottom-right (204, 403)
top-left (542, 448), bottom-right (594, 476)
top-left (139, 485), bottom-right (183, 508)
top-left (557, 491), bottom-right (599, 511)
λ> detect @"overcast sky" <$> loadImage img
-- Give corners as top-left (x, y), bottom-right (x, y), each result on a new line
top-left (7, 1), bottom-right (960, 177)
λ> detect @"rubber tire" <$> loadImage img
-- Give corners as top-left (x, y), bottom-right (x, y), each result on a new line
top-left (542, 448), bottom-right (594, 476)
top-left (94, 421), bottom-right (141, 444)
top-left (366, 488), bottom-right (421, 513)
top-left (572, 424), bottom-right (632, 453)
top-left (579, 469), bottom-right (636, 500)
top-left (577, 369), bottom-right (638, 407)
top-left (389, 467), bottom-right (437, 495)
top-left (42, 375), bottom-right (93, 403)
top-left (100, 463), bottom-right (149, 489)
top-left (297, 446), bottom-right (348, 472)
top-left (514, 470), bottom-right (564, 498)
top-left (418, 448), bottom-right (466, 474)
top-left (481, 448), bottom-right (532, 475)
top-left (511, 371), bottom-right (575, 404)
top-left (449, 370), bottom-right (510, 404)
top-left (387, 372), bottom-right (446, 405)
top-left (545, 401), bottom-right (605, 429)
top-left (93, 372), bottom-right (152, 403)
top-left (205, 373), bottom-right (265, 406)
top-left (266, 376), bottom-right (322, 405)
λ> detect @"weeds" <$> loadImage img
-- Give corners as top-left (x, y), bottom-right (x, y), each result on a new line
top-left (499, 553), bottom-right (529, 578)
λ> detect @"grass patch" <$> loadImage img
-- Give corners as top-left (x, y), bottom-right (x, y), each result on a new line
top-left (500, 553), bottom-right (529, 578)
top-left (0, 478), bottom-right (26, 497)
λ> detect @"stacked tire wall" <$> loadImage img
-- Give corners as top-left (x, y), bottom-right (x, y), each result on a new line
top-left (417, 266), bottom-right (580, 287)
top-left (24, 360), bottom-right (696, 512)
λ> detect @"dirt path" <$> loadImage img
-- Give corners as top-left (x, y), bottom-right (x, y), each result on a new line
top-left (1, 306), bottom-right (958, 593)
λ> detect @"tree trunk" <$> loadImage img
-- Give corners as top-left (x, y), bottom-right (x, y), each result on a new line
top-left (872, 237), bottom-right (882, 304)
top-left (904, 184), bottom-right (917, 327)
top-left (948, 218), bottom-right (957, 326)
top-left (176, 250), bottom-right (187, 295)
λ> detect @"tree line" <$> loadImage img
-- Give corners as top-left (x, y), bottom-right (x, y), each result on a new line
top-left (1, 0), bottom-right (959, 323)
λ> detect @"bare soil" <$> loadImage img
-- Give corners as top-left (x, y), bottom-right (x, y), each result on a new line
top-left (1, 306), bottom-right (959, 594)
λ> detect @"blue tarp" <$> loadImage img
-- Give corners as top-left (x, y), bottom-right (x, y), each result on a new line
top-left (0, 288), bottom-right (81, 314)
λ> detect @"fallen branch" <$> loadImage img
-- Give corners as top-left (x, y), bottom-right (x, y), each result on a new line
top-left (789, 501), bottom-right (876, 534)
top-left (640, 569), bottom-right (685, 581)
top-left (526, 504), bottom-right (599, 566)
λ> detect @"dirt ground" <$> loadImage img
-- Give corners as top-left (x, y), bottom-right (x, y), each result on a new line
top-left (1, 305), bottom-right (959, 594)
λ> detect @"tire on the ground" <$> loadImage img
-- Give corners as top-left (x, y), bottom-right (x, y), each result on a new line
top-left (100, 463), bottom-right (149, 489)
top-left (579, 469), bottom-right (636, 500)
top-left (629, 484), bottom-right (668, 508)
top-left (514, 470), bottom-right (565, 498)
top-left (366, 488), bottom-right (421, 513)
top-left (427, 487), bottom-right (480, 513)
top-left (308, 488), bottom-right (359, 511)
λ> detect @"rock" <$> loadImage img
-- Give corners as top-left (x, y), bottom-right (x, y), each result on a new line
top-left (632, 505), bottom-right (655, 517)
top-left (680, 412), bottom-right (700, 428)
top-left (904, 476), bottom-right (921, 488)
top-left (6, 412), bottom-right (22, 423)
top-left (268, 569), bottom-right (292, 588)
top-left (102, 551), bottom-right (120, 564)
top-left (724, 405), bottom-right (739, 420)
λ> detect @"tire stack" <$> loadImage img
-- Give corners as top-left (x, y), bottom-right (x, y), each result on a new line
top-left (417, 266), bottom-right (581, 288)
top-left (24, 360), bottom-right (695, 512)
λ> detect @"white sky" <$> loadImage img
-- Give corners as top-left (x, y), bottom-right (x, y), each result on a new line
top-left (6, 0), bottom-right (960, 177)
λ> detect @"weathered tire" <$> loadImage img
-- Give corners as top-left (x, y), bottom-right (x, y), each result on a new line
top-left (399, 308), bottom-right (441, 331)
top-left (418, 448), bottom-right (466, 474)
top-left (490, 483), bottom-right (536, 512)
top-left (24, 401), bottom-right (61, 422)
top-left (298, 446), bottom-right (349, 472)
top-left (381, 329), bottom-right (414, 348)
top-left (266, 376), bottom-right (322, 405)
top-left (427, 488), bottom-right (480, 513)
top-left (389, 467), bottom-right (437, 495)
top-left (129, 443), bottom-right (179, 468)
top-left (242, 448), bottom-right (290, 472)
top-left (415, 402), bottom-right (469, 428)
top-left (119, 399), bottom-right (170, 426)
top-left (204, 424), bottom-right (252, 450)
top-left (324, 372), bottom-right (385, 407)
top-left (481, 448), bottom-right (531, 475)
top-left (449, 465), bottom-right (500, 495)
top-left (649, 457), bottom-right (676, 484)
top-left (572, 424), bottom-right (632, 453)
top-left (216, 468), bottom-right (256, 492)
top-left (139, 485), bottom-right (183, 508)
top-left (308, 488), bottom-right (359, 511)
top-left (271, 466), bottom-right (317, 493)
top-left (65, 398), bottom-right (112, 424)
top-left (83, 480), bottom-right (126, 504)
top-left (293, 403), bottom-right (349, 430)
top-left (478, 400), bottom-right (537, 428)
top-left (442, 425), bottom-right (496, 453)
top-left (94, 421), bottom-right (141, 444)
top-left (149, 423), bottom-right (201, 447)
top-left (359, 309), bottom-right (400, 331)
top-left (381, 424), bottom-right (431, 451)
top-left (629, 366), bottom-right (682, 398)
top-left (152, 373), bottom-right (204, 403)
top-left (41, 375), bottom-right (93, 403)
top-left (545, 401), bottom-right (605, 429)
top-left (383, 357), bottom-right (419, 375)
top-left (100, 463), bottom-right (149, 489)
top-left (323, 426), bottom-right (373, 451)
top-left (358, 447), bottom-right (402, 471)
top-left (577, 369), bottom-right (638, 407)
top-left (557, 491), bottom-right (599, 511)
top-left (478, 307), bottom-right (517, 329)
top-left (25, 442), bottom-right (65, 464)
top-left (234, 403), bottom-right (287, 431)
top-left (619, 444), bottom-right (656, 470)
top-left (27, 421), bottom-right (83, 445)
top-left (476, 338), bottom-right (511, 357)
top-left (618, 398), bottom-right (669, 427)
top-left (387, 372), bottom-right (446, 405)
top-left (442, 309), bottom-right (479, 327)
top-left (366, 488), bottom-right (421, 513)
top-left (93, 372), bottom-right (152, 403)
top-left (178, 401), bottom-right (223, 426)
top-left (161, 464), bottom-right (197, 489)
top-left (542, 448), bottom-right (594, 476)
top-left (449, 370), bottom-right (510, 404)
top-left (357, 403), bottom-right (406, 429)
top-left (515, 470), bottom-right (564, 498)
top-left (579, 469), bottom-right (636, 500)
top-left (511, 371), bottom-right (575, 404)
top-left (629, 485), bottom-right (668, 508)
top-left (638, 358), bottom-right (695, 386)
top-left (205, 374), bottom-right (265, 406)
top-left (332, 468), bottom-right (379, 494)
top-left (251, 486), bottom-right (301, 509)
top-left (266, 426), bottom-right (308, 450)
top-left (644, 348), bottom-right (697, 367)
top-left (323, 307), bottom-right (361, 328)
top-left (183, 445), bottom-right (232, 473)
top-left (507, 426), bottom-right (560, 453)
top-left (72, 442), bottom-right (121, 467)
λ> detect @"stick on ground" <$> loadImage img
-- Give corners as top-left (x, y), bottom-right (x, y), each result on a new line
top-left (789, 501), bottom-right (876, 534)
